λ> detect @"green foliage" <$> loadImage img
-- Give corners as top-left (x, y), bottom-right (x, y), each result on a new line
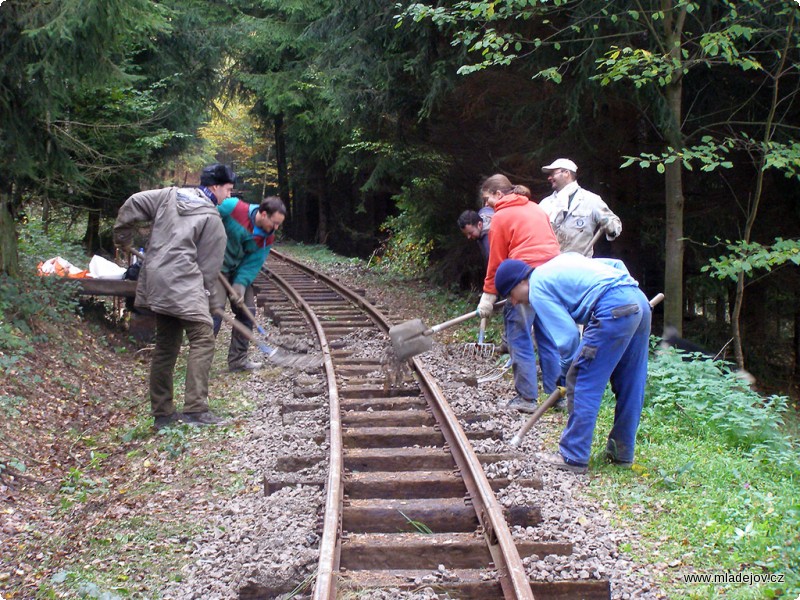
top-left (594, 46), bottom-right (684, 88)
top-left (0, 273), bottom-right (82, 351)
top-left (702, 238), bottom-right (800, 281)
top-left (0, 212), bottom-right (85, 351)
top-left (18, 211), bottom-right (89, 270)
top-left (374, 213), bottom-right (435, 278)
top-left (645, 345), bottom-right (795, 466)
top-left (158, 425), bottom-right (191, 458)
top-left (58, 451), bottom-right (110, 509)
top-left (593, 346), bottom-right (800, 597)
top-left (620, 136), bottom-right (736, 174)
top-left (399, 510), bottom-right (433, 534)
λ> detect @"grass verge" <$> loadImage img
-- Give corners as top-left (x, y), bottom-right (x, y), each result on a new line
top-left (588, 349), bottom-right (799, 599)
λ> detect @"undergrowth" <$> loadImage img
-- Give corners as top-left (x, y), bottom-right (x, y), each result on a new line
top-left (590, 345), bottom-right (799, 599)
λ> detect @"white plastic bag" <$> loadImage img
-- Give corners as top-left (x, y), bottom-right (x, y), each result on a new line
top-left (88, 255), bottom-right (127, 280)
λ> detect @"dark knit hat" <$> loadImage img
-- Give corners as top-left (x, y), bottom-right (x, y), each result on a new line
top-left (200, 163), bottom-right (236, 186)
top-left (495, 259), bottom-right (533, 297)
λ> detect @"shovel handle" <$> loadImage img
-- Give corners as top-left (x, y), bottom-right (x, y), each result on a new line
top-left (478, 318), bottom-right (487, 345)
top-left (425, 299), bottom-right (508, 336)
top-left (649, 293), bottom-right (664, 308)
top-left (214, 309), bottom-right (276, 356)
top-left (585, 227), bottom-right (606, 255)
top-left (509, 387), bottom-right (565, 447)
top-left (217, 275), bottom-right (270, 337)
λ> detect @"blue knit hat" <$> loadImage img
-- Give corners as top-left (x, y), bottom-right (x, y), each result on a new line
top-left (495, 259), bottom-right (533, 297)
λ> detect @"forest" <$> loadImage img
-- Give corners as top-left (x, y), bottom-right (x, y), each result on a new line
top-left (1, 0), bottom-right (799, 395)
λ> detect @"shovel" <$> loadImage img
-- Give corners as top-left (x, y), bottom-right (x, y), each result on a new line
top-left (389, 300), bottom-right (506, 361)
top-left (215, 276), bottom-right (322, 370)
top-left (213, 309), bottom-right (321, 370)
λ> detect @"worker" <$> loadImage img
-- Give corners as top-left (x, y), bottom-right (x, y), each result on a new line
top-left (494, 255), bottom-right (651, 473)
top-left (457, 209), bottom-right (490, 264)
top-left (213, 195), bottom-right (287, 371)
top-left (113, 163), bottom-right (233, 429)
top-left (476, 174), bottom-right (563, 413)
top-left (539, 158), bottom-right (621, 256)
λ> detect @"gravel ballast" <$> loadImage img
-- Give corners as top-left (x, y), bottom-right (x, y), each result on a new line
top-left (163, 256), bottom-right (667, 600)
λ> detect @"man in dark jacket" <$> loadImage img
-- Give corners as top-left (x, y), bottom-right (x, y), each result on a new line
top-left (213, 195), bottom-right (286, 371)
top-left (113, 164), bottom-right (234, 429)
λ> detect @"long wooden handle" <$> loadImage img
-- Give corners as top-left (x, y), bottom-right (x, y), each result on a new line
top-left (649, 293), bottom-right (665, 308)
top-left (585, 227), bottom-right (605, 254)
top-left (213, 308), bottom-right (277, 356)
top-left (426, 299), bottom-right (508, 335)
top-left (509, 387), bottom-right (565, 448)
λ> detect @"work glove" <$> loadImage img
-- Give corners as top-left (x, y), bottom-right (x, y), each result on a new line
top-left (231, 283), bottom-right (246, 306)
top-left (477, 292), bottom-right (497, 319)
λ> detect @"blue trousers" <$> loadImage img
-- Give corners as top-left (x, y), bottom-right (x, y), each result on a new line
top-left (505, 302), bottom-right (537, 400)
top-left (534, 314), bottom-right (562, 394)
top-left (559, 286), bottom-right (651, 466)
top-left (504, 303), bottom-right (563, 398)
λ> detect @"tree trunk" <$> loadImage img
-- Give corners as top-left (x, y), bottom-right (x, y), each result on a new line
top-left (274, 114), bottom-right (289, 204)
top-left (662, 2), bottom-right (687, 335)
top-left (793, 306), bottom-right (800, 384)
top-left (42, 197), bottom-right (51, 235)
top-left (662, 112), bottom-right (684, 331)
top-left (731, 272), bottom-right (746, 368)
top-left (0, 192), bottom-right (19, 277)
top-left (316, 173), bottom-right (328, 245)
top-left (83, 211), bottom-right (101, 254)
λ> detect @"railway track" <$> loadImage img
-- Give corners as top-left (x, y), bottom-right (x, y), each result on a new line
top-left (253, 251), bottom-right (611, 600)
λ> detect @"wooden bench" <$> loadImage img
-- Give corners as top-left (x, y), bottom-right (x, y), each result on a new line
top-left (55, 278), bottom-right (154, 341)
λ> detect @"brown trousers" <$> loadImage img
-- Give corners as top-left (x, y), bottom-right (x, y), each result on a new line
top-left (149, 313), bottom-right (215, 416)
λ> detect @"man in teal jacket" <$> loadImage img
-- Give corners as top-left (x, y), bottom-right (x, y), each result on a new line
top-left (213, 195), bottom-right (287, 371)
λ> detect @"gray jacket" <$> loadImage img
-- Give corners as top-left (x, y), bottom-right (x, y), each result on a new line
top-left (114, 187), bottom-right (226, 326)
top-left (539, 182), bottom-right (622, 256)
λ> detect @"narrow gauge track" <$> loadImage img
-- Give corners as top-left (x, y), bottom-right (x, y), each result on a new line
top-left (253, 251), bottom-right (610, 600)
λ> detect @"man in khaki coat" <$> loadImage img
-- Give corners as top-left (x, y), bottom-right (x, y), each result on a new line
top-left (114, 164), bottom-right (233, 429)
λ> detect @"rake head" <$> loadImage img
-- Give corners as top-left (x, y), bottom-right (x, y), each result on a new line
top-left (462, 342), bottom-right (496, 359)
top-left (476, 356), bottom-right (512, 383)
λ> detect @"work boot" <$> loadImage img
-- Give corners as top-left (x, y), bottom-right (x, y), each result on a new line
top-left (153, 414), bottom-right (178, 430)
top-left (505, 395), bottom-right (538, 414)
top-left (604, 441), bottom-right (633, 468)
top-left (535, 451), bottom-right (588, 474)
top-left (178, 411), bottom-right (224, 426)
top-left (229, 360), bottom-right (264, 372)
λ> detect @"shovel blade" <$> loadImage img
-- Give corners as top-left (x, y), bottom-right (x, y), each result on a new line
top-left (389, 318), bottom-right (432, 361)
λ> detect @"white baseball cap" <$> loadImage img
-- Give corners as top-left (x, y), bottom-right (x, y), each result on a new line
top-left (542, 158), bottom-right (578, 173)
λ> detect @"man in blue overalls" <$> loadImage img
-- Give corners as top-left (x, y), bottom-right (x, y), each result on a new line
top-left (494, 254), bottom-right (652, 473)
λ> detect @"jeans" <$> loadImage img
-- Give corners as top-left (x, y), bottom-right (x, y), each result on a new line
top-left (504, 301), bottom-right (538, 400)
top-left (534, 315), bottom-right (562, 394)
top-left (559, 286), bottom-right (651, 466)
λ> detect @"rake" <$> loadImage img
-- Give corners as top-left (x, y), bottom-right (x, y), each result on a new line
top-left (462, 317), bottom-right (497, 358)
top-left (477, 355), bottom-right (513, 383)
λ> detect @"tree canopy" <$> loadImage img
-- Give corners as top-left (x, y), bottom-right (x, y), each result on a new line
top-left (2, 0), bottom-right (798, 386)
